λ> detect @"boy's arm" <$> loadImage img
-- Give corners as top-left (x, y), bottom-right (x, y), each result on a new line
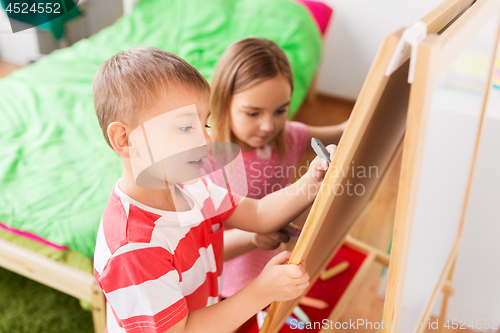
top-left (165, 251), bottom-right (309, 333)
top-left (305, 121), bottom-right (348, 155)
top-left (166, 276), bottom-right (269, 333)
top-left (225, 145), bottom-right (336, 233)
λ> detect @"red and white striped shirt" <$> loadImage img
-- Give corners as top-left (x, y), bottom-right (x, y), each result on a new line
top-left (94, 177), bottom-right (239, 333)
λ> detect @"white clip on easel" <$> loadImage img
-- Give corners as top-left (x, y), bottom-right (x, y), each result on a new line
top-left (385, 21), bottom-right (428, 83)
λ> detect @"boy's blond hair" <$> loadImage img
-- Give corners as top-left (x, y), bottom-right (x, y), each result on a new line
top-left (93, 46), bottom-right (210, 147)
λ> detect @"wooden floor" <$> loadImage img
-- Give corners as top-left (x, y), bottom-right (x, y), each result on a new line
top-left (0, 60), bottom-right (469, 333)
top-left (0, 61), bottom-right (21, 78)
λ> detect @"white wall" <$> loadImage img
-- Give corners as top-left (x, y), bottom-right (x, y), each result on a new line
top-left (83, 0), bottom-right (123, 36)
top-left (316, 0), bottom-right (443, 100)
top-left (0, 9), bottom-right (41, 65)
top-left (0, 0), bottom-right (123, 65)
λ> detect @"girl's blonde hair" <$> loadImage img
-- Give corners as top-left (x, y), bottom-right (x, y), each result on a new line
top-left (210, 37), bottom-right (294, 160)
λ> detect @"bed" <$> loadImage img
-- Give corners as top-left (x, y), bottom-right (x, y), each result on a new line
top-left (0, 0), bottom-right (325, 331)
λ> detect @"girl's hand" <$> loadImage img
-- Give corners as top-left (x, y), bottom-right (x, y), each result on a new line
top-left (252, 231), bottom-right (290, 251)
top-left (306, 144), bottom-right (337, 184)
top-left (253, 251), bottom-right (310, 304)
top-left (251, 223), bottom-right (301, 250)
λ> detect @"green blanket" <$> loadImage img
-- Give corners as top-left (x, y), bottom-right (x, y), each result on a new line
top-left (0, 0), bottom-right (321, 258)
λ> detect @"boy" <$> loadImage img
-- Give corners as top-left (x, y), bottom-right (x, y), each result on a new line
top-left (92, 47), bottom-right (334, 333)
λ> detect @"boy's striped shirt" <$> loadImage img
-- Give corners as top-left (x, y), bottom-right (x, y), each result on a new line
top-left (94, 177), bottom-right (239, 333)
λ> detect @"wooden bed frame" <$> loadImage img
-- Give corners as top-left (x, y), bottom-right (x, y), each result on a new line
top-left (0, 239), bottom-right (106, 333)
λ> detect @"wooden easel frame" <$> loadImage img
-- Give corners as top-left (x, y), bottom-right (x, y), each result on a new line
top-left (306, 144), bottom-right (402, 333)
top-left (260, 0), bottom-right (479, 332)
top-left (382, 1), bottom-right (500, 332)
top-left (0, 239), bottom-right (106, 333)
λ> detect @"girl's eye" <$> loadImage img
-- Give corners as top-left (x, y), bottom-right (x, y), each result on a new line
top-left (205, 124), bottom-right (211, 129)
top-left (246, 112), bottom-right (259, 117)
top-left (275, 109), bottom-right (287, 115)
top-left (179, 125), bottom-right (194, 132)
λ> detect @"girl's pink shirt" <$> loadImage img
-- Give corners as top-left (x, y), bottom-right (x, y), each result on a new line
top-left (222, 121), bottom-right (308, 298)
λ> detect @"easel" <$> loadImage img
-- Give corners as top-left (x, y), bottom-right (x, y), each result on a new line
top-left (383, 1), bottom-right (500, 332)
top-left (259, 0), bottom-right (499, 332)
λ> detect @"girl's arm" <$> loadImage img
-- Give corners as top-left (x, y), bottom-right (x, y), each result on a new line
top-left (225, 145), bottom-right (336, 233)
top-left (305, 120), bottom-right (348, 155)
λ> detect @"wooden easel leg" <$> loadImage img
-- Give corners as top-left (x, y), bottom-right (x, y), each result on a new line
top-left (319, 252), bottom-right (376, 332)
top-left (438, 258), bottom-right (457, 333)
top-left (91, 283), bottom-right (106, 333)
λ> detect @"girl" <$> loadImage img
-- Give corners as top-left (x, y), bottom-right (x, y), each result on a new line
top-left (211, 37), bottom-right (347, 298)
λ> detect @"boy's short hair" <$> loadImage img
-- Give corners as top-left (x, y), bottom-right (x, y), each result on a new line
top-left (93, 46), bottom-right (210, 147)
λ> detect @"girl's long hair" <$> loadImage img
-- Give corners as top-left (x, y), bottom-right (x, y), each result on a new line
top-left (210, 37), bottom-right (294, 160)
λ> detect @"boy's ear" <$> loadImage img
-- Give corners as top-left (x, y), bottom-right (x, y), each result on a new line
top-left (107, 121), bottom-right (132, 158)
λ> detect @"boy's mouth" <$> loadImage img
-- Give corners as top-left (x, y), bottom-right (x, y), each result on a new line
top-left (188, 156), bottom-right (207, 169)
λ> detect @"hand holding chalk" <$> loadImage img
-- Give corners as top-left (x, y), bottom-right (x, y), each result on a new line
top-left (311, 137), bottom-right (331, 163)
top-left (305, 138), bottom-right (336, 184)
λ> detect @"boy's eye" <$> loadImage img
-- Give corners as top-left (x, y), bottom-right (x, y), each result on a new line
top-left (205, 124), bottom-right (211, 129)
top-left (179, 125), bottom-right (194, 132)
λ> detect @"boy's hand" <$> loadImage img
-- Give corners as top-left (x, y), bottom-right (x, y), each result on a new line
top-left (306, 144), bottom-right (337, 184)
top-left (254, 251), bottom-right (310, 304)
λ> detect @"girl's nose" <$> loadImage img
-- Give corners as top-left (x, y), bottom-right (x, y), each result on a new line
top-left (260, 118), bottom-right (274, 132)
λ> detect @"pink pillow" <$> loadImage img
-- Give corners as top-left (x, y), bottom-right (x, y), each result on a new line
top-left (294, 0), bottom-right (333, 36)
